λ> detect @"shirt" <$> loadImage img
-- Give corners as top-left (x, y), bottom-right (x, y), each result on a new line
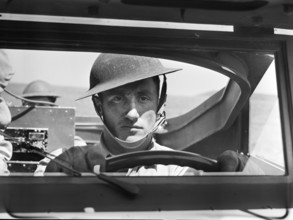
top-left (125, 142), bottom-right (189, 176)
top-left (0, 134), bottom-right (12, 175)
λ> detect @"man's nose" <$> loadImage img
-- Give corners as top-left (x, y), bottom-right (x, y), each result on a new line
top-left (125, 100), bottom-right (139, 121)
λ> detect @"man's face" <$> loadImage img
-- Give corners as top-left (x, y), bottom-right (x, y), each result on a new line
top-left (100, 78), bottom-right (159, 142)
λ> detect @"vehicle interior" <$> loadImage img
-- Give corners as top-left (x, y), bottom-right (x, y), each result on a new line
top-left (0, 0), bottom-right (293, 219)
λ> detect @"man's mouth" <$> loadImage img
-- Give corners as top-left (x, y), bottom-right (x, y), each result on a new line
top-left (122, 125), bottom-right (143, 130)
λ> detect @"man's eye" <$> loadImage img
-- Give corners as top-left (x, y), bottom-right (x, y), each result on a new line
top-left (139, 96), bottom-right (150, 102)
top-left (112, 96), bottom-right (123, 103)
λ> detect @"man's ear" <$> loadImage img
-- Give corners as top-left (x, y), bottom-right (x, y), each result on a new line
top-left (92, 95), bottom-right (103, 118)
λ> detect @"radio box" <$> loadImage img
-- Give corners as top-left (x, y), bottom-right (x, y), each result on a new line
top-left (7, 106), bottom-right (75, 152)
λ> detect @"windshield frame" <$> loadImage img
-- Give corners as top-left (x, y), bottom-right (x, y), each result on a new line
top-left (0, 15), bottom-right (293, 213)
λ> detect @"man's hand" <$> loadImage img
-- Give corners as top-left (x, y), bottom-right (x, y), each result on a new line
top-left (46, 146), bottom-right (106, 174)
top-left (217, 150), bottom-right (248, 172)
top-left (85, 147), bottom-right (106, 172)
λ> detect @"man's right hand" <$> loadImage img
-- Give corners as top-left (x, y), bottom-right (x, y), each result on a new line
top-left (85, 147), bottom-right (106, 172)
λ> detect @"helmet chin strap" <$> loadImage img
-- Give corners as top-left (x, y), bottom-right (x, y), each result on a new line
top-left (101, 125), bottom-right (154, 155)
top-left (101, 108), bottom-right (166, 155)
top-left (95, 75), bottom-right (167, 155)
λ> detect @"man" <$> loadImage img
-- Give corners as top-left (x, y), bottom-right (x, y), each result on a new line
top-left (21, 80), bottom-right (87, 175)
top-left (0, 50), bottom-right (15, 175)
top-left (22, 79), bottom-right (86, 146)
top-left (46, 53), bottom-right (249, 175)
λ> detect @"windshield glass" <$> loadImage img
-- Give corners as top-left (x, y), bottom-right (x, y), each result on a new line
top-left (0, 49), bottom-right (285, 177)
top-left (248, 60), bottom-right (284, 172)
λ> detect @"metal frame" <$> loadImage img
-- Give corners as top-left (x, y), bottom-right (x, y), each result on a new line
top-left (0, 0), bottom-right (293, 213)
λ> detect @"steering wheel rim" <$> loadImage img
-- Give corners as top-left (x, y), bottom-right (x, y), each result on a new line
top-left (105, 150), bottom-right (219, 172)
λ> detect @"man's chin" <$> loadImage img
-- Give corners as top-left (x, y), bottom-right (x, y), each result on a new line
top-left (124, 135), bottom-right (146, 143)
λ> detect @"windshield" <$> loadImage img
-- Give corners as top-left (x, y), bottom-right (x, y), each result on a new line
top-left (0, 49), bottom-right (285, 177)
top-left (249, 60), bottom-right (284, 171)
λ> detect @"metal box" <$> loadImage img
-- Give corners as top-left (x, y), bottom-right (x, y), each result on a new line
top-left (7, 106), bottom-right (75, 152)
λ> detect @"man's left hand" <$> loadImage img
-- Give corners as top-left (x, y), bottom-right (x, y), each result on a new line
top-left (217, 150), bottom-right (248, 172)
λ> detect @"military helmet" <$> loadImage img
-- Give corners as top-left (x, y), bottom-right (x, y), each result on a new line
top-left (77, 53), bottom-right (181, 100)
top-left (22, 80), bottom-right (59, 98)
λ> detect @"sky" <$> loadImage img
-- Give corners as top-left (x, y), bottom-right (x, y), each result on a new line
top-left (4, 49), bottom-right (276, 96)
top-left (4, 49), bottom-right (229, 96)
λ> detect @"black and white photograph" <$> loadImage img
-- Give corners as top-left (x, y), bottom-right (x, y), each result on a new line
top-left (0, 0), bottom-right (292, 219)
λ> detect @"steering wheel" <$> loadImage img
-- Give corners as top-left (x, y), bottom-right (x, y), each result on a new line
top-left (105, 150), bottom-right (219, 172)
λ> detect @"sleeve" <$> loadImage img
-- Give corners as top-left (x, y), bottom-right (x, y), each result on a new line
top-left (85, 146), bottom-right (107, 172)
top-left (45, 147), bottom-right (87, 174)
top-left (45, 148), bottom-right (73, 173)
top-left (0, 135), bottom-right (12, 161)
top-left (34, 148), bottom-right (65, 176)
top-left (0, 135), bottom-right (12, 175)
top-left (45, 146), bottom-right (104, 174)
